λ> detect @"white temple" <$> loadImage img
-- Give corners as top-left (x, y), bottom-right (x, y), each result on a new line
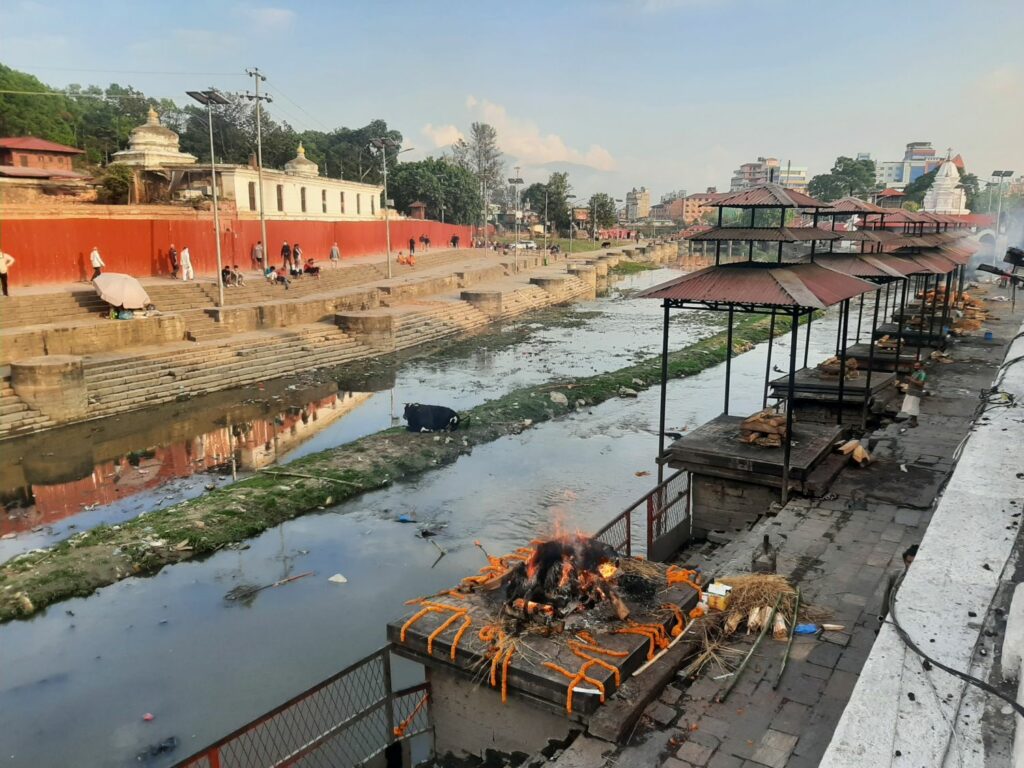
top-left (923, 159), bottom-right (968, 215)
top-left (283, 142), bottom-right (318, 178)
top-left (111, 107), bottom-right (197, 171)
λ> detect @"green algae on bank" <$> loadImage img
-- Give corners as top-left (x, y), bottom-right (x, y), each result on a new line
top-left (0, 312), bottom-right (800, 622)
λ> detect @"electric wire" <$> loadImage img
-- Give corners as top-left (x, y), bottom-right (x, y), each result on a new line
top-left (3, 65), bottom-right (245, 76)
top-left (887, 571), bottom-right (1024, 718)
top-left (262, 79), bottom-right (332, 132)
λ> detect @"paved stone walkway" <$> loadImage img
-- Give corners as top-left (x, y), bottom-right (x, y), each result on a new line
top-left (559, 294), bottom-right (1022, 768)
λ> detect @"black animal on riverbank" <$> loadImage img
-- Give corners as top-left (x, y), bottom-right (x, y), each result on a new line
top-left (403, 403), bottom-right (464, 432)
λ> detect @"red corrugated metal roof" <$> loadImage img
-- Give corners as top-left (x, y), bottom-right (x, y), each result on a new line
top-left (637, 262), bottom-right (875, 309)
top-left (823, 196), bottom-right (888, 214)
top-left (0, 165), bottom-right (87, 179)
top-left (870, 255), bottom-right (924, 277)
top-left (813, 254), bottom-right (905, 280)
top-left (688, 226), bottom-right (842, 242)
top-left (0, 137), bottom-right (84, 154)
top-left (907, 252), bottom-right (957, 273)
top-left (709, 184), bottom-right (832, 209)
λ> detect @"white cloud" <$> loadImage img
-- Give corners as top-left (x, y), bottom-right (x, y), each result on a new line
top-left (464, 96), bottom-right (617, 172)
top-left (422, 123), bottom-right (464, 148)
top-left (239, 6), bottom-right (295, 30)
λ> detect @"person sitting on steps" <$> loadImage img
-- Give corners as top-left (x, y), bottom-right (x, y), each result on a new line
top-left (303, 257), bottom-right (321, 279)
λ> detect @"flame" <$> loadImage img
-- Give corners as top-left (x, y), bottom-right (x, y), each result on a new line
top-left (598, 563), bottom-right (618, 580)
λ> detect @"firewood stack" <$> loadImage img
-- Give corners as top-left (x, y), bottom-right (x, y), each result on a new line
top-left (874, 334), bottom-right (901, 352)
top-left (952, 293), bottom-right (989, 333)
top-left (816, 356), bottom-right (859, 378)
top-left (738, 409), bottom-right (788, 447)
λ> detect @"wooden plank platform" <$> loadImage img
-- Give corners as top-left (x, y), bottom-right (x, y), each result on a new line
top-left (664, 414), bottom-right (843, 485)
top-left (387, 564), bottom-right (700, 718)
top-left (767, 366), bottom-right (896, 404)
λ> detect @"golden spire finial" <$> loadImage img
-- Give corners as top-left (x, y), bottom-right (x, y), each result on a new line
top-left (297, 142), bottom-right (306, 157)
top-left (147, 106), bottom-right (159, 123)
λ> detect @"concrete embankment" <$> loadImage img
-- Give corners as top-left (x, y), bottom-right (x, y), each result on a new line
top-left (0, 244), bottom-right (675, 437)
top-left (0, 310), bottom-right (792, 623)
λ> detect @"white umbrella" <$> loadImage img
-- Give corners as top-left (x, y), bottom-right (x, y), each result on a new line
top-left (93, 273), bottom-right (151, 310)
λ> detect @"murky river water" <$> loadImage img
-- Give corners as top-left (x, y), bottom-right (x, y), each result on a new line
top-left (0, 269), bottom-right (846, 767)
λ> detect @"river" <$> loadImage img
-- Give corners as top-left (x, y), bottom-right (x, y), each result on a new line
top-left (0, 268), bottom-right (846, 767)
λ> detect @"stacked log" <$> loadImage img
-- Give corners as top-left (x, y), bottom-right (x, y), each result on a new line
top-left (838, 438), bottom-right (871, 466)
top-left (816, 356), bottom-right (859, 378)
top-left (738, 409), bottom-right (788, 447)
top-left (874, 334), bottom-right (901, 351)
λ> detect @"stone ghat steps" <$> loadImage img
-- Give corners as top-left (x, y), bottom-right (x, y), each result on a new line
top-left (183, 312), bottom-right (236, 343)
top-left (82, 327), bottom-right (374, 417)
top-left (217, 263), bottom-right (385, 305)
top-left (389, 301), bottom-right (493, 350)
top-left (0, 291), bottom-right (109, 328)
top-left (0, 383), bottom-right (54, 435)
top-left (499, 278), bottom-right (591, 318)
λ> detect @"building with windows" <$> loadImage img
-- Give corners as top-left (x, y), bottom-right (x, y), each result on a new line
top-left (625, 186), bottom-right (651, 220)
top-left (729, 157), bottom-right (780, 191)
top-left (875, 141), bottom-right (962, 190)
top-left (777, 166), bottom-right (808, 193)
top-left (681, 188), bottom-right (724, 225)
top-left (0, 137), bottom-right (86, 179)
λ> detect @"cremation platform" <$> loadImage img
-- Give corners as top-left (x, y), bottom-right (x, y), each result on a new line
top-left (664, 414), bottom-right (843, 487)
top-left (767, 367), bottom-right (896, 422)
top-left (846, 343), bottom-right (919, 373)
top-left (873, 322), bottom-right (948, 349)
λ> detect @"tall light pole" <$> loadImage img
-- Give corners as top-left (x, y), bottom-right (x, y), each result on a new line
top-left (992, 170), bottom-right (1014, 242)
top-left (566, 194), bottom-right (577, 255)
top-left (370, 138), bottom-right (413, 279)
top-left (244, 68), bottom-right (272, 264)
top-left (508, 167), bottom-right (524, 271)
top-left (187, 88), bottom-right (230, 308)
top-left (543, 188), bottom-right (549, 253)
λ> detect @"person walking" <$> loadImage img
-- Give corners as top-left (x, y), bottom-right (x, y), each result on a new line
top-left (89, 246), bottom-right (105, 280)
top-left (408, 237), bottom-right (416, 257)
top-left (281, 241), bottom-right (292, 271)
top-left (180, 246), bottom-right (194, 281)
top-left (0, 250), bottom-right (14, 296)
top-left (251, 240), bottom-right (264, 272)
top-left (900, 360), bottom-right (927, 428)
top-left (328, 241), bottom-right (341, 267)
top-left (168, 243), bottom-right (179, 278)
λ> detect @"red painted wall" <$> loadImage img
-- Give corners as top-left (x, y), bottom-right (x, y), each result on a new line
top-left (0, 214), bottom-right (473, 286)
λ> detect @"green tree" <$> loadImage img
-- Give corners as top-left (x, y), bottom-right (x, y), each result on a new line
top-left (0, 64), bottom-right (79, 146)
top-left (807, 156), bottom-right (877, 201)
top-left (451, 122), bottom-right (504, 205)
top-left (97, 164), bottom-right (134, 204)
top-left (389, 156), bottom-right (481, 225)
top-left (588, 193), bottom-right (617, 228)
top-left (545, 172), bottom-right (573, 233)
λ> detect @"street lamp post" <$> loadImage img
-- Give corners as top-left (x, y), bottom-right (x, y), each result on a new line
top-left (543, 189), bottom-right (549, 253)
top-left (508, 167), bottom-right (524, 271)
top-left (187, 88), bottom-right (230, 308)
top-left (566, 194), bottom-right (577, 255)
top-left (244, 68), bottom-right (272, 270)
top-left (992, 170), bottom-right (1014, 244)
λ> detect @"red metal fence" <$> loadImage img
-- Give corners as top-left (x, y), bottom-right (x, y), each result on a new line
top-left (173, 647), bottom-right (430, 768)
top-left (594, 469), bottom-right (690, 560)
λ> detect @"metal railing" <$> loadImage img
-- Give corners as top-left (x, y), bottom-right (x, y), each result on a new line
top-left (174, 646), bottom-right (431, 768)
top-left (594, 469), bottom-right (690, 561)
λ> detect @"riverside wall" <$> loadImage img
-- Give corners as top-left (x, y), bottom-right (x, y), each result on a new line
top-left (0, 205), bottom-right (473, 287)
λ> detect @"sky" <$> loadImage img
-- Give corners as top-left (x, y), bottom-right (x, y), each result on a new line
top-left (2, 0), bottom-right (1023, 201)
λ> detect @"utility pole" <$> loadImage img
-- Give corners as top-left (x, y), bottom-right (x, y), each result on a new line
top-left (508, 166), bottom-right (524, 272)
top-left (244, 68), bottom-right (272, 265)
top-left (187, 88), bottom-right (229, 308)
top-left (370, 138), bottom-right (414, 279)
top-left (543, 189), bottom-right (549, 253)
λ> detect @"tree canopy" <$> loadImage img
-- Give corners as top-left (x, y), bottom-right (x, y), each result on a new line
top-left (588, 193), bottom-right (618, 229)
top-left (389, 157), bottom-right (481, 225)
top-left (451, 122), bottom-right (504, 206)
top-left (807, 156), bottom-right (877, 201)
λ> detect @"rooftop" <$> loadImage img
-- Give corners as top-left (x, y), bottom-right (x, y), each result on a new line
top-left (0, 137), bottom-right (84, 154)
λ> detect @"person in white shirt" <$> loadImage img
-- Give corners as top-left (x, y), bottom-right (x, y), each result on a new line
top-left (0, 250), bottom-right (14, 296)
top-left (180, 247), bottom-right (194, 281)
top-left (89, 246), bottom-right (105, 280)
